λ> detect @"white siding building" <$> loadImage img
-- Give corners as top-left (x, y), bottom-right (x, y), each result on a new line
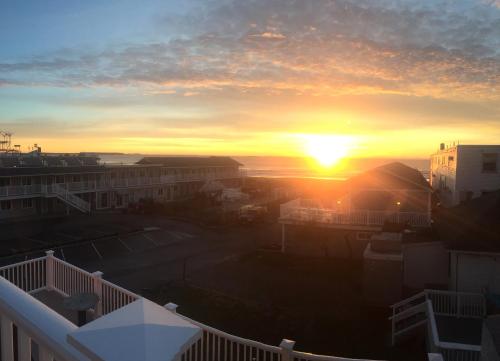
top-left (430, 144), bottom-right (500, 206)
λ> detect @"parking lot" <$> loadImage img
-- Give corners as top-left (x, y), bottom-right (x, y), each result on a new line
top-left (0, 213), bottom-right (271, 293)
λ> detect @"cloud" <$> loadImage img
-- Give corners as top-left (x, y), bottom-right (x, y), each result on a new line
top-left (0, 0), bottom-right (498, 101)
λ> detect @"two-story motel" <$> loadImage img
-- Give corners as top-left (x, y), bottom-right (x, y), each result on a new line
top-left (0, 151), bottom-right (242, 221)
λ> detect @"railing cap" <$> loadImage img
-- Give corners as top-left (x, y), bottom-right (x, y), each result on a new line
top-left (164, 302), bottom-right (179, 313)
top-left (279, 339), bottom-right (295, 350)
top-left (92, 271), bottom-right (104, 278)
top-left (45, 250), bottom-right (55, 256)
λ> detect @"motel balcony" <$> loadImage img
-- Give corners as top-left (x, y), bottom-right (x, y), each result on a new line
top-left (0, 170), bottom-right (245, 199)
top-left (0, 251), bottom-right (385, 361)
top-left (279, 198), bottom-right (432, 228)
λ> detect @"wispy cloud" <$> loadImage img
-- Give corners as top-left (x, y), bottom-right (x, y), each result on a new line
top-left (0, 0), bottom-right (498, 100)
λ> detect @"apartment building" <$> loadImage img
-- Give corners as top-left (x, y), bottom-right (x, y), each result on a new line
top-left (0, 153), bottom-right (242, 221)
top-left (430, 143), bottom-right (500, 206)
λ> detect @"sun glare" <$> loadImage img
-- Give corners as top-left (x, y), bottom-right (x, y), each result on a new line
top-left (303, 135), bottom-right (354, 168)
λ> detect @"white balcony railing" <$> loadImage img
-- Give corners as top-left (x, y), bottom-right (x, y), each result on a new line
top-left (0, 171), bottom-right (243, 199)
top-left (280, 199), bottom-right (431, 228)
top-left (0, 252), bottom-right (380, 361)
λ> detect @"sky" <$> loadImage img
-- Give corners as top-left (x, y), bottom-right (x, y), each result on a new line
top-left (0, 0), bottom-right (499, 158)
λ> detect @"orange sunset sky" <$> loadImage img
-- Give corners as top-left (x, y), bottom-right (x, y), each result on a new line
top-left (0, 0), bottom-right (499, 158)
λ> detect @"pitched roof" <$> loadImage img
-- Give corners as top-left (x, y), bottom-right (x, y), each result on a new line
top-left (68, 298), bottom-right (201, 361)
top-left (136, 156), bottom-right (242, 167)
top-left (0, 154), bottom-right (100, 168)
top-left (0, 166), bottom-right (105, 177)
top-left (347, 162), bottom-right (430, 191)
top-left (434, 190), bottom-right (500, 252)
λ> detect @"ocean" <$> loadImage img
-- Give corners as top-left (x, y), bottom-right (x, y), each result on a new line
top-left (98, 154), bottom-right (429, 180)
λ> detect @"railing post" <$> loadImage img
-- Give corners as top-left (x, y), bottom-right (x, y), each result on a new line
top-left (45, 250), bottom-right (55, 291)
top-left (1, 315), bottom-right (14, 361)
top-left (17, 328), bottom-right (31, 361)
top-left (92, 271), bottom-right (104, 317)
top-left (456, 294), bottom-right (461, 318)
top-left (165, 302), bottom-right (179, 313)
top-left (391, 306), bottom-right (396, 346)
top-left (39, 347), bottom-right (54, 361)
top-left (279, 339), bottom-right (295, 361)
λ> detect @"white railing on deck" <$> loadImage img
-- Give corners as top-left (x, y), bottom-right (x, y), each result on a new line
top-left (100, 279), bottom-right (139, 315)
top-left (1, 253), bottom-right (381, 361)
top-left (0, 256), bottom-right (46, 294)
top-left (426, 301), bottom-right (481, 361)
top-left (48, 253), bottom-right (139, 316)
top-left (280, 199), bottom-right (430, 228)
top-left (51, 256), bottom-right (94, 296)
top-left (179, 312), bottom-right (282, 361)
top-left (0, 275), bottom-right (84, 361)
top-left (426, 290), bottom-right (485, 318)
top-left (175, 306), bottom-right (379, 361)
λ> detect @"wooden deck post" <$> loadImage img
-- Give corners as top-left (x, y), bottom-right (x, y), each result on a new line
top-left (1, 315), bottom-right (14, 361)
top-left (92, 271), bottom-right (104, 317)
top-left (17, 328), bottom-right (31, 361)
top-left (280, 339), bottom-right (295, 361)
top-left (45, 250), bottom-right (55, 291)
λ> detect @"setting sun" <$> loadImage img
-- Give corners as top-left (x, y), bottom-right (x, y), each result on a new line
top-left (303, 135), bottom-right (354, 168)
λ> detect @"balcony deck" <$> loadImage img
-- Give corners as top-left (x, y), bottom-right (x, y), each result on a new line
top-left (280, 198), bottom-right (431, 228)
top-left (435, 316), bottom-right (483, 345)
top-left (33, 289), bottom-right (97, 326)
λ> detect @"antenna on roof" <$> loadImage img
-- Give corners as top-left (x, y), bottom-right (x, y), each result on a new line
top-left (0, 131), bottom-right (18, 153)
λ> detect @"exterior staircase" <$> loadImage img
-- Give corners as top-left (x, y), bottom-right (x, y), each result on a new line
top-left (390, 291), bottom-right (429, 345)
top-left (390, 290), bottom-right (486, 346)
top-left (44, 183), bottom-right (91, 213)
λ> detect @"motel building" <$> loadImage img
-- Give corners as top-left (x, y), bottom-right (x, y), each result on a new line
top-left (0, 150), bottom-right (243, 222)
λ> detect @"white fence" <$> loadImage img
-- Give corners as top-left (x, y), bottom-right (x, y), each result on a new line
top-left (280, 199), bottom-right (430, 228)
top-left (426, 290), bottom-right (485, 318)
top-left (0, 256), bottom-right (47, 294)
top-left (177, 308), bottom-right (379, 361)
top-left (48, 253), bottom-right (139, 316)
top-left (0, 252), bottom-right (381, 361)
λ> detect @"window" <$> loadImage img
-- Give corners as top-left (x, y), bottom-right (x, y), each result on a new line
top-left (100, 193), bottom-right (108, 208)
top-left (0, 178), bottom-right (11, 187)
top-left (116, 194), bottom-right (123, 207)
top-left (482, 153), bottom-right (498, 172)
top-left (22, 199), bottom-right (33, 208)
top-left (1, 200), bottom-right (11, 210)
